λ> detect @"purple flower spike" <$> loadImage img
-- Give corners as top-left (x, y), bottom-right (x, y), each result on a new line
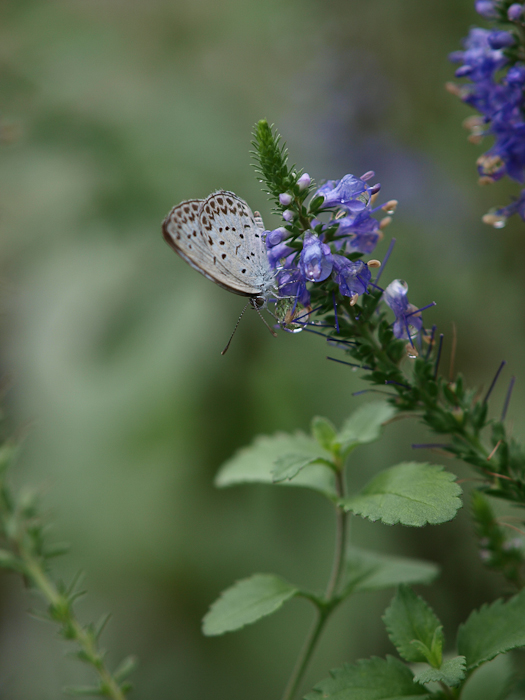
top-left (383, 279), bottom-right (423, 339)
top-left (508, 3), bottom-right (524, 20)
top-left (475, 0), bottom-right (498, 18)
top-left (299, 232), bottom-right (333, 282)
top-left (279, 192), bottom-right (293, 206)
top-left (332, 255), bottom-right (371, 298)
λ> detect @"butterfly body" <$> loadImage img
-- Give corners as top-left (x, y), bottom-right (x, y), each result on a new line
top-left (162, 191), bottom-right (275, 302)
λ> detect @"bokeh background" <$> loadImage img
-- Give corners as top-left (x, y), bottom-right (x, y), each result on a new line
top-left (0, 0), bottom-right (524, 698)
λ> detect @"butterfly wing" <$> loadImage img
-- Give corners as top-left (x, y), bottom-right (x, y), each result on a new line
top-left (163, 191), bottom-right (274, 297)
top-left (197, 191), bottom-right (274, 296)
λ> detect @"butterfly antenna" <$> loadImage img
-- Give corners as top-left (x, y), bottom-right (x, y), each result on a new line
top-left (254, 304), bottom-right (278, 338)
top-left (221, 301), bottom-right (251, 355)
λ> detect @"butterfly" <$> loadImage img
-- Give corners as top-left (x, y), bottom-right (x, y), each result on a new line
top-left (162, 190), bottom-right (278, 352)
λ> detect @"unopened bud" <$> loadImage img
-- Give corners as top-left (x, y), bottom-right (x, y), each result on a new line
top-left (282, 209), bottom-right (294, 222)
top-left (478, 176), bottom-right (495, 186)
top-left (382, 200), bottom-right (398, 214)
top-left (445, 81), bottom-right (463, 97)
top-left (297, 173), bottom-right (311, 190)
top-left (279, 192), bottom-right (293, 206)
top-left (508, 3), bottom-right (524, 20)
top-left (482, 212), bottom-right (507, 228)
top-left (367, 259), bottom-right (381, 268)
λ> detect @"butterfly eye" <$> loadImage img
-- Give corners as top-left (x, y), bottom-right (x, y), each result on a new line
top-left (251, 296), bottom-right (265, 309)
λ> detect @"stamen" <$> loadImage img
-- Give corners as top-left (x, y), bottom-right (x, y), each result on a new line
top-left (425, 325), bottom-right (437, 360)
top-left (327, 357), bottom-right (372, 370)
top-left (370, 282), bottom-right (384, 292)
top-left (412, 443), bottom-right (450, 449)
top-left (433, 333), bottom-right (444, 379)
top-left (375, 237), bottom-right (396, 282)
top-left (501, 376), bottom-right (516, 421)
top-left (367, 259), bottom-right (381, 268)
top-left (350, 293), bottom-right (359, 306)
top-left (483, 360), bottom-right (506, 403)
top-left (352, 389), bottom-right (395, 397)
top-left (381, 200), bottom-right (398, 214)
top-left (405, 302), bottom-right (436, 318)
top-left (385, 380), bottom-right (411, 390)
top-left (449, 321), bottom-right (457, 381)
top-left (332, 292), bottom-right (339, 333)
top-left (487, 440), bottom-right (502, 461)
top-left (379, 216), bottom-right (392, 230)
top-left (405, 317), bottom-right (415, 348)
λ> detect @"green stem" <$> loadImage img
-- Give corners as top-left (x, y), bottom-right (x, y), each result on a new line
top-left (21, 551), bottom-right (127, 700)
top-left (280, 468), bottom-right (348, 700)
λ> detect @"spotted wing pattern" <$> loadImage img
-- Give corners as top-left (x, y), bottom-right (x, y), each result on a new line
top-left (163, 190), bottom-right (274, 297)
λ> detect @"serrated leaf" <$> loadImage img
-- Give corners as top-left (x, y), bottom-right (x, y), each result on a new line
top-left (311, 416), bottom-right (337, 451)
top-left (413, 656), bottom-right (466, 687)
top-left (305, 655), bottom-right (430, 700)
top-left (272, 454), bottom-right (327, 483)
top-left (342, 546), bottom-right (439, 594)
top-left (202, 574), bottom-right (299, 636)
top-left (335, 401), bottom-right (396, 455)
top-left (215, 433), bottom-right (336, 498)
top-left (457, 587), bottom-right (525, 670)
top-left (340, 462), bottom-right (462, 527)
top-left (383, 586), bottom-right (443, 664)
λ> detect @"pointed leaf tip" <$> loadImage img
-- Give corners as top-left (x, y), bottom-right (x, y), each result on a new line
top-left (202, 574), bottom-right (299, 636)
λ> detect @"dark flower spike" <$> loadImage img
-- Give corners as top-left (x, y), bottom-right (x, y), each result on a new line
top-left (501, 375), bottom-right (516, 421)
top-left (375, 237), bottom-right (396, 283)
top-left (352, 389), bottom-right (396, 397)
top-left (433, 333), bottom-right (445, 379)
top-left (483, 360), bottom-right (507, 403)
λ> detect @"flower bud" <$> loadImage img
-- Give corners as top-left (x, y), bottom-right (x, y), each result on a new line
top-left (279, 192), bottom-right (293, 206)
top-left (508, 3), bottom-right (523, 20)
top-left (282, 209), bottom-right (294, 222)
top-left (297, 173), bottom-right (311, 190)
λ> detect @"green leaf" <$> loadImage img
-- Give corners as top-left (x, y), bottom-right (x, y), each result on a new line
top-left (113, 655), bottom-right (138, 682)
top-left (457, 587), bottom-right (525, 670)
top-left (340, 462), bottom-right (462, 527)
top-left (311, 416), bottom-right (337, 452)
top-left (215, 433), bottom-right (336, 499)
top-left (342, 546), bottom-right (439, 594)
top-left (0, 548), bottom-right (26, 573)
top-left (304, 655), bottom-right (430, 700)
top-left (413, 657), bottom-right (466, 687)
top-left (202, 574), bottom-right (299, 636)
top-left (383, 585), bottom-right (444, 664)
top-left (335, 401), bottom-right (396, 455)
top-left (272, 453), bottom-right (329, 483)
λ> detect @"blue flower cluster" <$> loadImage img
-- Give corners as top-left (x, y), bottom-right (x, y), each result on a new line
top-left (266, 172), bottom-right (395, 307)
top-left (449, 2), bottom-right (525, 225)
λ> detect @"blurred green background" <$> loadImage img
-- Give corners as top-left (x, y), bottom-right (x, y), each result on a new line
top-left (0, 0), bottom-right (524, 698)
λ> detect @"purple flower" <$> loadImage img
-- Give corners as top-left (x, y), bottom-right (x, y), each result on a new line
top-left (315, 174), bottom-right (380, 213)
top-left (332, 209), bottom-right (382, 254)
top-left (299, 232), bottom-right (333, 282)
top-left (487, 30), bottom-right (515, 49)
top-left (483, 187), bottom-right (525, 226)
top-left (383, 279), bottom-right (423, 340)
top-left (332, 255), bottom-right (371, 298)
